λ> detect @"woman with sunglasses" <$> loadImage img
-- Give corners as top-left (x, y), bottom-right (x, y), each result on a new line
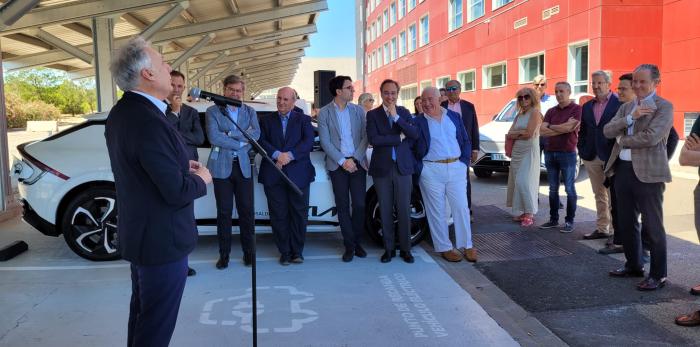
top-left (506, 88), bottom-right (543, 227)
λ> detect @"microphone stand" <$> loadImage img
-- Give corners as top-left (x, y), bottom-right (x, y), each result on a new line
top-left (213, 101), bottom-right (302, 347)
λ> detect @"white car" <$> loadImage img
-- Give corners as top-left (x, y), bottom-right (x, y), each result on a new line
top-left (11, 100), bottom-right (428, 261)
top-left (473, 93), bottom-right (593, 178)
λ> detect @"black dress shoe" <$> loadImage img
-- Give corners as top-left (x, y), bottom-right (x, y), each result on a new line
top-left (243, 252), bottom-right (253, 267)
top-left (400, 251), bottom-right (414, 264)
top-left (380, 250), bottom-right (395, 263)
top-left (637, 277), bottom-right (667, 291)
top-left (583, 230), bottom-right (611, 240)
top-left (187, 267), bottom-right (196, 276)
top-left (279, 255), bottom-right (290, 266)
top-left (291, 255), bottom-right (304, 264)
top-left (609, 267), bottom-right (644, 278)
top-left (342, 249), bottom-right (354, 262)
top-left (216, 255), bottom-right (229, 269)
top-left (354, 245), bottom-right (367, 258)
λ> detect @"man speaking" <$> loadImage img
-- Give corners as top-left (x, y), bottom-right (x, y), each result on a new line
top-left (105, 36), bottom-right (212, 346)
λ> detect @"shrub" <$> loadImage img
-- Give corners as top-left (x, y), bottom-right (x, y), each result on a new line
top-left (5, 91), bottom-right (61, 128)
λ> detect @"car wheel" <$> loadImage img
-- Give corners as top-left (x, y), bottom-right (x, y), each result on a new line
top-left (365, 186), bottom-right (429, 248)
top-left (473, 168), bottom-right (493, 178)
top-left (61, 187), bottom-right (120, 261)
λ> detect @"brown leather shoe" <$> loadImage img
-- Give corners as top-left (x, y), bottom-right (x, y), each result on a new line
top-left (460, 247), bottom-right (477, 262)
top-left (441, 249), bottom-right (463, 262)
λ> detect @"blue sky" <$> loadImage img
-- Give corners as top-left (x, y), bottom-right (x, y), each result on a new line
top-left (305, 0), bottom-right (356, 57)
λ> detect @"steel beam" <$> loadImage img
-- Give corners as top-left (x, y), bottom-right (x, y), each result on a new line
top-left (0, 0), bottom-right (40, 30)
top-left (201, 57), bottom-right (301, 78)
top-left (170, 33), bottom-right (215, 70)
top-left (186, 40), bottom-right (308, 69)
top-left (92, 17), bottom-right (116, 112)
top-left (31, 28), bottom-right (93, 64)
top-left (189, 51), bottom-right (230, 82)
top-left (141, 1), bottom-right (190, 41)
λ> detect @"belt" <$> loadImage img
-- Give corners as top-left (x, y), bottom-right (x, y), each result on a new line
top-left (425, 157), bottom-right (459, 164)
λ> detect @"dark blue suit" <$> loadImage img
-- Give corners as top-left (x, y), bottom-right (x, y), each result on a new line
top-left (414, 110), bottom-right (472, 174)
top-left (258, 110), bottom-right (316, 259)
top-left (367, 105), bottom-right (419, 252)
top-left (441, 99), bottom-right (479, 210)
top-left (578, 94), bottom-right (621, 163)
top-left (105, 91), bottom-right (207, 347)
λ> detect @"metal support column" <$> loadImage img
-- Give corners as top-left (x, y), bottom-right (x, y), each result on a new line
top-left (0, 40), bottom-right (10, 211)
top-left (92, 17), bottom-right (117, 112)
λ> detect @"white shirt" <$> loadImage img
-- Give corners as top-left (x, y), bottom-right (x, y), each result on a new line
top-left (619, 92), bottom-right (656, 161)
top-left (424, 108), bottom-right (461, 161)
top-left (131, 90), bottom-right (167, 115)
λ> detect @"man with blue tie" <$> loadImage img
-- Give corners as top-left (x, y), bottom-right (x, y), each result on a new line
top-left (317, 76), bottom-right (369, 262)
top-left (259, 87), bottom-right (316, 265)
top-left (366, 79), bottom-right (419, 263)
top-left (105, 36), bottom-right (211, 347)
top-left (205, 74), bottom-right (260, 269)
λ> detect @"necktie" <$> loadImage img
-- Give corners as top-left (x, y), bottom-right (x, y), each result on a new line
top-left (388, 115), bottom-right (396, 161)
top-left (281, 115), bottom-right (288, 137)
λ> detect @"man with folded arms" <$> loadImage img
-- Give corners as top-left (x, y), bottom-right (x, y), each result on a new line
top-left (414, 87), bottom-right (476, 262)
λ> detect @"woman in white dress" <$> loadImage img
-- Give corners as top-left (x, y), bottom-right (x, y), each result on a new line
top-left (506, 87), bottom-right (543, 227)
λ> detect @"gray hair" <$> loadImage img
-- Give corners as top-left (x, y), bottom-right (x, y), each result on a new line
top-left (421, 86), bottom-right (440, 98)
top-left (110, 36), bottom-right (152, 91)
top-left (554, 81), bottom-right (571, 91)
top-left (358, 92), bottom-right (373, 104)
top-left (223, 74), bottom-right (246, 90)
top-left (634, 64), bottom-right (661, 81)
top-left (591, 70), bottom-right (612, 83)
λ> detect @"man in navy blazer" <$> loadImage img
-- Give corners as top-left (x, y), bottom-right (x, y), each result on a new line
top-left (105, 37), bottom-right (211, 347)
top-left (367, 79), bottom-right (419, 263)
top-left (578, 70), bottom-right (621, 241)
top-left (441, 79), bottom-right (479, 220)
top-left (258, 87), bottom-right (316, 265)
top-left (415, 87), bottom-right (477, 263)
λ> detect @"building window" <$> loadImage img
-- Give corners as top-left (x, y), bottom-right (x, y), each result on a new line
top-left (568, 42), bottom-right (589, 93)
top-left (419, 15), bottom-right (430, 47)
top-left (436, 76), bottom-right (450, 88)
top-left (377, 48), bottom-right (382, 68)
top-left (457, 70), bottom-right (476, 91)
top-left (399, 31), bottom-right (406, 57)
top-left (366, 28), bottom-right (371, 44)
top-left (391, 37), bottom-right (397, 61)
top-left (377, 18), bottom-right (382, 37)
top-left (400, 84), bottom-right (418, 109)
top-left (399, 0), bottom-right (406, 18)
top-left (383, 10), bottom-right (389, 32)
top-left (493, 0), bottom-right (514, 10)
top-left (408, 23), bottom-right (417, 52)
top-left (384, 42), bottom-right (390, 65)
top-left (367, 54), bottom-right (372, 72)
top-left (483, 62), bottom-right (507, 88)
top-left (390, 2), bottom-right (397, 26)
top-left (520, 53), bottom-right (545, 84)
top-left (408, 0), bottom-right (417, 11)
top-left (366, 3), bottom-right (371, 19)
top-left (468, 0), bottom-right (484, 22)
top-left (449, 0), bottom-right (463, 32)
top-left (420, 80), bottom-right (432, 93)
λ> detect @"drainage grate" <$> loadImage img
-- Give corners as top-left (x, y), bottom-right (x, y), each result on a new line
top-left (473, 232), bottom-right (572, 262)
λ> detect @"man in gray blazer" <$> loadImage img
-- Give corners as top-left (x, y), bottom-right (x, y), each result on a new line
top-left (166, 70), bottom-right (204, 161)
top-left (205, 74), bottom-right (260, 269)
top-left (604, 64), bottom-right (673, 291)
top-left (317, 75), bottom-right (369, 262)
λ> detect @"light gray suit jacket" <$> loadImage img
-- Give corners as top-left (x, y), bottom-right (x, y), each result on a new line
top-left (317, 101), bottom-right (368, 171)
top-left (205, 103), bottom-right (260, 179)
top-left (603, 94), bottom-right (673, 183)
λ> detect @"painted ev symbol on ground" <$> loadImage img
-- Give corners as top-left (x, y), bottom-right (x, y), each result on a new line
top-left (200, 286), bottom-right (318, 333)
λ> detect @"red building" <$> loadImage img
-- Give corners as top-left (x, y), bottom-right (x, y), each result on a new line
top-left (357, 0), bottom-right (700, 137)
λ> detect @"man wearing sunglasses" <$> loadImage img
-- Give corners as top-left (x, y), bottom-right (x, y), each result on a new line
top-left (441, 80), bottom-right (479, 222)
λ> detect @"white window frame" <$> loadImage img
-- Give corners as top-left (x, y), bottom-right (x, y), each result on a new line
top-left (408, 23), bottom-right (417, 52)
top-left (419, 14), bottom-right (430, 47)
top-left (482, 61), bottom-right (508, 89)
top-left (568, 40), bottom-right (589, 93)
top-left (383, 10), bottom-right (389, 32)
top-left (408, 0), bottom-right (417, 12)
top-left (419, 79), bottom-right (432, 93)
top-left (518, 51), bottom-right (545, 84)
top-left (376, 18), bottom-right (382, 38)
top-left (399, 83), bottom-right (418, 108)
top-left (492, 0), bottom-right (514, 11)
top-left (467, 0), bottom-right (485, 22)
top-left (399, 31), bottom-right (407, 57)
top-left (457, 69), bottom-right (476, 92)
top-left (390, 2), bottom-right (397, 26)
top-left (383, 42), bottom-right (390, 65)
top-left (398, 0), bottom-right (406, 18)
top-left (391, 37), bottom-right (397, 61)
top-left (448, 0), bottom-right (463, 32)
top-left (436, 75), bottom-right (451, 89)
top-left (377, 47), bottom-right (383, 68)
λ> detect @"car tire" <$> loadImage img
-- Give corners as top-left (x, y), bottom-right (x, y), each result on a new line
top-left (473, 168), bottom-right (493, 178)
top-left (61, 187), bottom-right (120, 261)
top-left (365, 186), bottom-right (429, 248)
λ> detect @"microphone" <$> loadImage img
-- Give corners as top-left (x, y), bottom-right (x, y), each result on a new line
top-left (189, 87), bottom-right (242, 107)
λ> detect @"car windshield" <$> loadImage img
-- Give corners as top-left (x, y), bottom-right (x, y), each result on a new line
top-left (493, 100), bottom-right (518, 122)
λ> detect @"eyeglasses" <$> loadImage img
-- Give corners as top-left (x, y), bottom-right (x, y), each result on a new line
top-left (445, 86), bottom-right (460, 92)
top-left (517, 94), bottom-right (532, 101)
top-left (534, 83), bottom-right (546, 87)
top-left (342, 86), bottom-right (354, 90)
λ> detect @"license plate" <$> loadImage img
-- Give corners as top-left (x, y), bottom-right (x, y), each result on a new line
top-left (491, 153), bottom-right (509, 161)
